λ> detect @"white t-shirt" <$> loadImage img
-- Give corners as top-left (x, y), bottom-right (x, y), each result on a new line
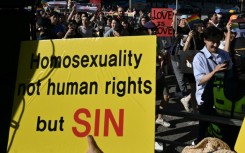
top-left (218, 40), bottom-right (225, 50)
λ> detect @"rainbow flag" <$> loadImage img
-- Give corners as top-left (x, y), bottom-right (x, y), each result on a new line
top-left (186, 14), bottom-right (201, 27)
top-left (231, 22), bottom-right (239, 29)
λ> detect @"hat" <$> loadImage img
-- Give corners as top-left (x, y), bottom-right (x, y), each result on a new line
top-left (229, 9), bottom-right (236, 13)
top-left (180, 15), bottom-right (188, 19)
top-left (215, 8), bottom-right (221, 14)
top-left (182, 137), bottom-right (235, 153)
top-left (144, 21), bottom-right (157, 29)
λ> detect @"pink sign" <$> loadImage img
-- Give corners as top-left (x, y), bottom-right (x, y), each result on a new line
top-left (151, 8), bottom-right (174, 37)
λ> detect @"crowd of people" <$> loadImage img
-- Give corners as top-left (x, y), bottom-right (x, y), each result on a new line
top-left (33, 4), bottom-right (244, 152)
top-left (35, 4), bottom-right (157, 40)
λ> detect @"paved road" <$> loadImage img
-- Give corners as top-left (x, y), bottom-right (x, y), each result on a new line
top-left (154, 75), bottom-right (198, 153)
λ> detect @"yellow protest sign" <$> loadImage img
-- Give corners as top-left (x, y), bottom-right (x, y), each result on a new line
top-left (8, 36), bottom-right (156, 153)
top-left (235, 118), bottom-right (245, 152)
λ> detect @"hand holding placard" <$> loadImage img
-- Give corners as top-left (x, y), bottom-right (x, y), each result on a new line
top-left (86, 135), bottom-right (103, 153)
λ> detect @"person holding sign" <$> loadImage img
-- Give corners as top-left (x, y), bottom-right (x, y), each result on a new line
top-left (171, 10), bottom-right (191, 112)
top-left (180, 22), bottom-right (206, 113)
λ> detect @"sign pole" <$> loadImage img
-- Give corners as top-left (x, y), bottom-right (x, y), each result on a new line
top-left (241, 0), bottom-right (243, 13)
top-left (175, 0), bottom-right (178, 32)
top-left (129, 0), bottom-right (132, 10)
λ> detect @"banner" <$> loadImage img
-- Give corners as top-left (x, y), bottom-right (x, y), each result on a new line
top-left (8, 36), bottom-right (156, 153)
top-left (104, 12), bottom-right (134, 17)
top-left (151, 8), bottom-right (174, 37)
top-left (90, 0), bottom-right (101, 8)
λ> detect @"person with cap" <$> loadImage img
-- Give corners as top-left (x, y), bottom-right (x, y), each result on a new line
top-left (215, 8), bottom-right (223, 23)
top-left (171, 10), bottom-right (192, 112)
top-left (219, 22), bottom-right (237, 52)
top-left (180, 15), bottom-right (188, 21)
top-left (181, 22), bottom-right (206, 113)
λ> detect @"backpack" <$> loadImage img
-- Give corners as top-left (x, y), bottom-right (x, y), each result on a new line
top-left (203, 70), bottom-right (244, 149)
top-left (179, 50), bottom-right (198, 74)
top-left (212, 70), bottom-right (245, 119)
top-left (231, 37), bottom-right (245, 79)
top-left (201, 37), bottom-right (245, 148)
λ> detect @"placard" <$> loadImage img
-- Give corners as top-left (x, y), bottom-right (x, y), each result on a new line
top-left (151, 8), bottom-right (174, 37)
top-left (8, 36), bottom-right (156, 153)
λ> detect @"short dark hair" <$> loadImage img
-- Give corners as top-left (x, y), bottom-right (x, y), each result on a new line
top-left (208, 12), bottom-right (217, 20)
top-left (203, 26), bottom-right (223, 42)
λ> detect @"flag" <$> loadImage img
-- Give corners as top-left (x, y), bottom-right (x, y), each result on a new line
top-left (186, 14), bottom-right (201, 27)
top-left (231, 22), bottom-right (239, 29)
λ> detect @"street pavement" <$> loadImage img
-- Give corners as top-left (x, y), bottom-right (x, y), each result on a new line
top-left (155, 74), bottom-right (199, 153)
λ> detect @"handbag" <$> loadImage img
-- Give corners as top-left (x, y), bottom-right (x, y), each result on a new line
top-left (180, 49), bottom-right (199, 74)
top-left (179, 35), bottom-right (199, 74)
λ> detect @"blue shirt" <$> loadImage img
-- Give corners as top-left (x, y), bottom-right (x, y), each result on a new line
top-left (103, 28), bottom-right (115, 37)
top-left (193, 46), bottom-right (231, 105)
